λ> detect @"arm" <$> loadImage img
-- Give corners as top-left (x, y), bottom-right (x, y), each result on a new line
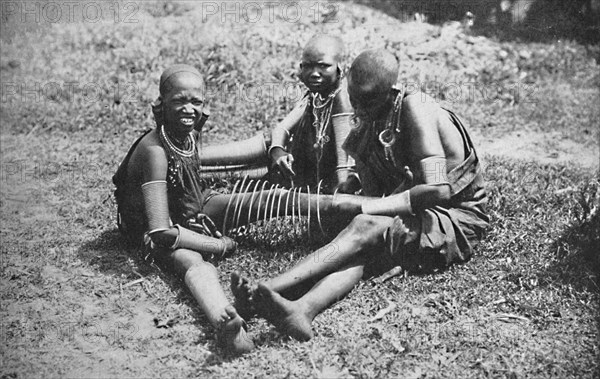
top-left (331, 85), bottom-right (360, 192)
top-left (331, 86), bottom-right (357, 182)
top-left (269, 98), bottom-right (307, 178)
top-left (139, 144), bottom-right (177, 246)
top-left (361, 95), bottom-right (451, 216)
top-left (140, 143), bottom-right (236, 256)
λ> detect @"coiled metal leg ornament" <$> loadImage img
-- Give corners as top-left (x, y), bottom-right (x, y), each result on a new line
top-left (222, 179), bottom-right (241, 233)
top-left (220, 177), bottom-right (330, 241)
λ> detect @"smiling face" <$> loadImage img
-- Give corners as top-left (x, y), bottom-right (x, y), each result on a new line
top-left (299, 36), bottom-right (343, 95)
top-left (161, 72), bottom-right (205, 138)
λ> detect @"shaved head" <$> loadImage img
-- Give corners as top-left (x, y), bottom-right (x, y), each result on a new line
top-left (347, 49), bottom-right (399, 120)
top-left (348, 49), bottom-right (398, 96)
top-left (299, 34), bottom-right (344, 94)
top-left (303, 34), bottom-right (344, 63)
top-left (159, 64), bottom-right (204, 97)
top-left (154, 64), bottom-right (205, 136)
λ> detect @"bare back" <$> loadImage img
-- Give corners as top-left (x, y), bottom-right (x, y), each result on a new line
top-left (400, 92), bottom-right (467, 177)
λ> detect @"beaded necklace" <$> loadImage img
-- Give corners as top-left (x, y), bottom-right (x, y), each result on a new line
top-left (158, 124), bottom-right (202, 190)
top-left (159, 125), bottom-right (196, 158)
top-left (311, 86), bottom-right (341, 160)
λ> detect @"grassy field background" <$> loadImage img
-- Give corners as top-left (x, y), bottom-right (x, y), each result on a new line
top-left (1, 1), bottom-right (599, 377)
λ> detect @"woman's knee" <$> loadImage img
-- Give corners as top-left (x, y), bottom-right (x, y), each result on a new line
top-left (201, 195), bottom-right (227, 226)
top-left (346, 214), bottom-right (390, 246)
top-left (170, 248), bottom-right (207, 275)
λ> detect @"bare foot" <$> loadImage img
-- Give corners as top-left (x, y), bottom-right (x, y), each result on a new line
top-left (218, 306), bottom-right (255, 356)
top-left (255, 283), bottom-right (313, 341)
top-left (230, 272), bottom-right (257, 320)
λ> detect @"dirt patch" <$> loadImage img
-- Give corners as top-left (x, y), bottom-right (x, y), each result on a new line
top-left (474, 129), bottom-right (599, 168)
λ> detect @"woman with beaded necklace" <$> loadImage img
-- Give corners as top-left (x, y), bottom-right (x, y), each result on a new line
top-left (267, 34), bottom-right (360, 194)
top-left (113, 65), bottom-right (258, 355)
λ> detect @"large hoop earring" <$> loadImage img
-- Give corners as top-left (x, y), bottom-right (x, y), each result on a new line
top-left (151, 97), bottom-right (164, 127)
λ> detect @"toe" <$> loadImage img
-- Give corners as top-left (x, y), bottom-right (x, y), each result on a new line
top-left (256, 283), bottom-right (274, 300)
top-left (224, 305), bottom-right (239, 320)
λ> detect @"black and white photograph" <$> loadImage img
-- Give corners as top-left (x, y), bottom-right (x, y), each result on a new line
top-left (1, 0), bottom-right (598, 377)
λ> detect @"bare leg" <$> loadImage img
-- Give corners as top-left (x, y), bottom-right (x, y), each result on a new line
top-left (231, 214), bottom-right (392, 340)
top-left (230, 214), bottom-right (390, 314)
top-left (168, 248), bottom-right (254, 355)
top-left (265, 214), bottom-right (393, 293)
top-left (255, 260), bottom-right (365, 340)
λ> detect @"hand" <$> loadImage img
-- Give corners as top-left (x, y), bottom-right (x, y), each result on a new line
top-left (271, 148), bottom-right (295, 179)
top-left (334, 174), bottom-right (361, 194)
top-left (187, 213), bottom-right (222, 238)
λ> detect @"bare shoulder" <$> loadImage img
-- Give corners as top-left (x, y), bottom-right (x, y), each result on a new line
top-left (129, 129), bottom-right (168, 182)
top-left (134, 130), bottom-right (163, 157)
top-left (400, 92), bottom-right (446, 159)
top-left (402, 92), bottom-right (445, 118)
top-left (401, 92), bottom-right (445, 131)
top-left (402, 92), bottom-right (466, 164)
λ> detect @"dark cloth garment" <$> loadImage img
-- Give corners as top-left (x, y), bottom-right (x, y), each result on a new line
top-left (267, 92), bottom-right (342, 193)
top-left (344, 98), bottom-right (489, 273)
top-left (112, 129), bottom-right (214, 246)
